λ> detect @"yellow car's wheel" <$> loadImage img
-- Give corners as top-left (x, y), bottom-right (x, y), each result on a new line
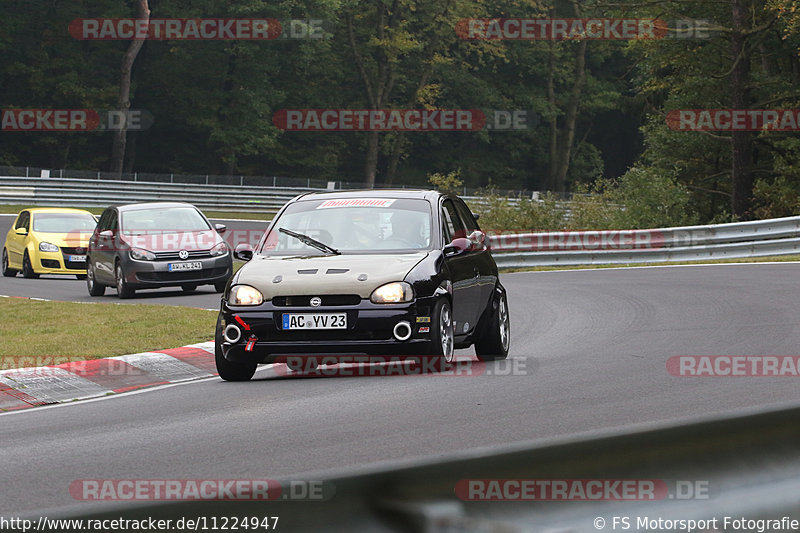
top-left (22, 251), bottom-right (39, 279)
top-left (2, 249), bottom-right (18, 277)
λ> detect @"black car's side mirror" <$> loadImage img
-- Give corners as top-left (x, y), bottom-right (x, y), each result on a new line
top-left (444, 237), bottom-right (471, 257)
top-left (215, 223), bottom-right (227, 234)
top-left (234, 243), bottom-right (254, 261)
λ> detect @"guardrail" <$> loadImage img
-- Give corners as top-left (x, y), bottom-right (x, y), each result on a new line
top-left (54, 403), bottom-right (800, 531)
top-left (489, 216), bottom-right (800, 267)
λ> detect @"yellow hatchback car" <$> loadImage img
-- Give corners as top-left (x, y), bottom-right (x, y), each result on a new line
top-left (2, 208), bottom-right (97, 279)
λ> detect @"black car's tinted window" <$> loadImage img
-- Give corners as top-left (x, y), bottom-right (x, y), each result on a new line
top-left (454, 199), bottom-right (479, 233)
top-left (441, 199), bottom-right (465, 242)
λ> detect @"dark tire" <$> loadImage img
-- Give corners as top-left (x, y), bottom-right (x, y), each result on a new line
top-left (475, 290), bottom-right (510, 361)
top-left (75, 274), bottom-right (87, 280)
top-left (22, 251), bottom-right (39, 279)
top-left (115, 261), bottom-right (135, 299)
top-left (86, 261), bottom-right (105, 296)
top-left (214, 280), bottom-right (227, 293)
top-left (2, 249), bottom-right (17, 277)
top-left (215, 326), bottom-right (257, 381)
top-left (181, 284), bottom-right (198, 292)
top-left (418, 299), bottom-right (455, 364)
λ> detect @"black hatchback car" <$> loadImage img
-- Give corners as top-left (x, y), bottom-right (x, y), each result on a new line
top-left (86, 202), bottom-right (232, 298)
top-left (215, 189), bottom-right (510, 381)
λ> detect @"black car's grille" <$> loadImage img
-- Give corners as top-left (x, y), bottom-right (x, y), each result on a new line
top-left (271, 295), bottom-right (361, 307)
top-left (153, 250), bottom-right (214, 261)
top-left (137, 267), bottom-right (228, 282)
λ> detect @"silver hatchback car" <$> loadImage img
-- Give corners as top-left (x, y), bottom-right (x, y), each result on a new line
top-left (86, 202), bottom-right (232, 298)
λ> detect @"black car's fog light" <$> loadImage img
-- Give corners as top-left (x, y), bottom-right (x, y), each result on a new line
top-left (224, 324), bottom-right (242, 343)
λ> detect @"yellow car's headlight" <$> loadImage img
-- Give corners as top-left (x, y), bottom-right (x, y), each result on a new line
top-left (39, 242), bottom-right (59, 253)
top-left (370, 282), bottom-right (413, 304)
top-left (229, 285), bottom-right (263, 306)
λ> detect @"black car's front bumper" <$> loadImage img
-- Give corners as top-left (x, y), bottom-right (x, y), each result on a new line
top-left (218, 296), bottom-right (437, 364)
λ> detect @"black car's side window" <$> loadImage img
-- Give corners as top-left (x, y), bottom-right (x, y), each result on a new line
top-left (441, 200), bottom-right (465, 242)
top-left (15, 211), bottom-right (30, 231)
top-left (454, 199), bottom-right (479, 233)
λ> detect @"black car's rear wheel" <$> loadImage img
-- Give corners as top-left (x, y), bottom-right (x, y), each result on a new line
top-left (215, 326), bottom-right (257, 381)
top-left (2, 249), bottom-right (17, 277)
top-left (475, 290), bottom-right (510, 361)
top-left (86, 260), bottom-right (105, 296)
top-left (22, 250), bottom-right (39, 279)
top-left (418, 298), bottom-right (455, 364)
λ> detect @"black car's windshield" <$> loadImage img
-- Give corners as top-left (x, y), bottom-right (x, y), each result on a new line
top-left (120, 206), bottom-right (211, 235)
top-left (260, 198), bottom-right (432, 255)
top-left (32, 213), bottom-right (96, 233)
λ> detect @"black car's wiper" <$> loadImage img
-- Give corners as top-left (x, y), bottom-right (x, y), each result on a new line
top-left (278, 227), bottom-right (340, 255)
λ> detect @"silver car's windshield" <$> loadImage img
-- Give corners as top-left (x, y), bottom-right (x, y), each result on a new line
top-left (120, 206), bottom-right (211, 235)
top-left (259, 198), bottom-right (432, 255)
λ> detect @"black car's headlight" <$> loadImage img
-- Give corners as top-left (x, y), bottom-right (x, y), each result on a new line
top-left (210, 242), bottom-right (229, 257)
top-left (39, 242), bottom-right (59, 253)
top-left (229, 285), bottom-right (264, 306)
top-left (130, 248), bottom-right (156, 261)
top-left (370, 282), bottom-right (413, 304)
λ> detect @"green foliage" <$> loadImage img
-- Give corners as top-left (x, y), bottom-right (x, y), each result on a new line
top-left (427, 169), bottom-right (463, 193)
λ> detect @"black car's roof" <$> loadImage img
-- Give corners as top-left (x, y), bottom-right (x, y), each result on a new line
top-left (293, 188), bottom-right (442, 202)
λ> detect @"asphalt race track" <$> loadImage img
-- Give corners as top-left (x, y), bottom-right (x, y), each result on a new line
top-left (2, 261), bottom-right (800, 518)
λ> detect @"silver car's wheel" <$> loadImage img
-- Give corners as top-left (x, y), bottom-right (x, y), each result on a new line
top-left (86, 261), bottom-right (105, 296)
top-left (115, 262), bottom-right (134, 299)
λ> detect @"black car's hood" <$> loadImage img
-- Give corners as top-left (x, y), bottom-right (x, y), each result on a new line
top-left (236, 252), bottom-right (429, 299)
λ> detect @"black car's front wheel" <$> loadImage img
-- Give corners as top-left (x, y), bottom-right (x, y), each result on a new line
top-left (215, 327), bottom-right (257, 381)
top-left (418, 298), bottom-right (455, 364)
top-left (475, 290), bottom-right (510, 361)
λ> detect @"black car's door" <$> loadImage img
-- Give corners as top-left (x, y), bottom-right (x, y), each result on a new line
top-left (453, 197), bottom-right (497, 310)
top-left (441, 198), bottom-right (482, 336)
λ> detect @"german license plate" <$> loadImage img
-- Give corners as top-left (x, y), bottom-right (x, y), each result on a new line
top-left (282, 313), bottom-right (347, 330)
top-left (68, 255), bottom-right (86, 262)
top-left (168, 261), bottom-right (202, 272)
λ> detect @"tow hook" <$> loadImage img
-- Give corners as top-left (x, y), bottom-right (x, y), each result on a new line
top-left (245, 335), bottom-right (257, 352)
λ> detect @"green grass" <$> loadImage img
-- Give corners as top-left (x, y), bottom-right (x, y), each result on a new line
top-left (0, 299), bottom-right (217, 367)
top-left (502, 254), bottom-right (800, 272)
top-left (0, 203), bottom-right (272, 221)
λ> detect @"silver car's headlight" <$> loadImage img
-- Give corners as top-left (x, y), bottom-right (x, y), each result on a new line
top-left (210, 242), bottom-right (229, 257)
top-left (39, 242), bottom-right (59, 253)
top-left (370, 282), bottom-right (413, 304)
top-left (130, 248), bottom-right (156, 261)
top-left (229, 285), bottom-right (264, 306)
